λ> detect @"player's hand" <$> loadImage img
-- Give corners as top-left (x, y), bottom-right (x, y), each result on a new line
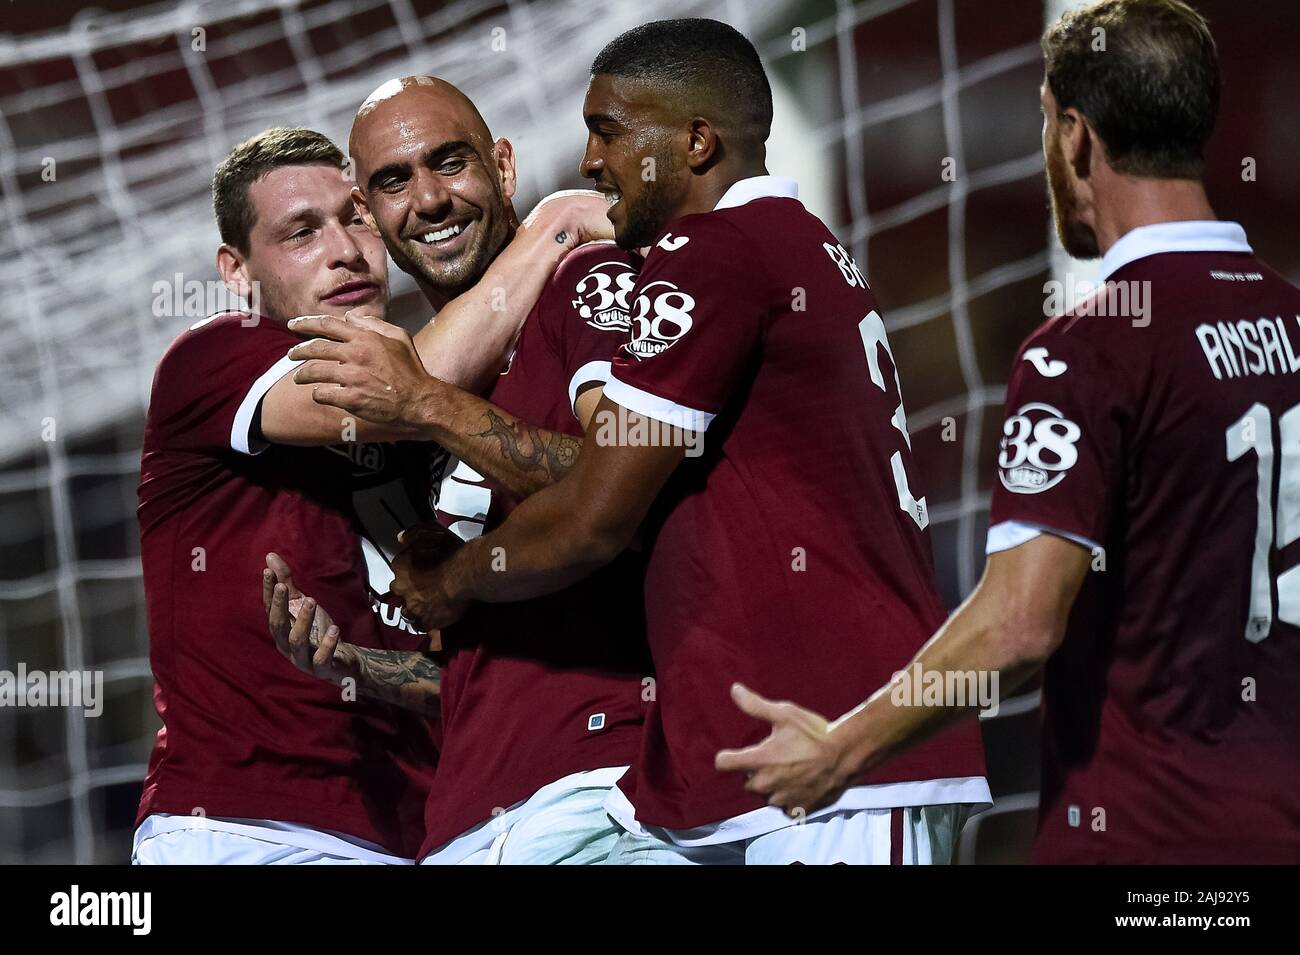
top-left (262, 553), bottom-right (360, 687)
top-left (520, 189), bottom-right (615, 249)
top-left (286, 309), bottom-right (443, 431)
top-left (714, 683), bottom-right (855, 816)
top-left (389, 523), bottom-right (469, 632)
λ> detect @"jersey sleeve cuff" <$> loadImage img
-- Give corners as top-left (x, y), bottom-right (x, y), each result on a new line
top-left (603, 375), bottom-right (715, 432)
top-left (986, 519), bottom-right (1100, 555)
top-left (231, 353), bottom-right (302, 455)
top-left (568, 360), bottom-right (612, 420)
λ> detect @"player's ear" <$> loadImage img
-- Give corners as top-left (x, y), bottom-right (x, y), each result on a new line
top-left (493, 137), bottom-right (517, 202)
top-left (216, 243), bottom-right (252, 300)
top-left (685, 117), bottom-right (718, 170)
top-left (351, 186), bottom-right (381, 237)
top-left (1062, 106), bottom-right (1093, 179)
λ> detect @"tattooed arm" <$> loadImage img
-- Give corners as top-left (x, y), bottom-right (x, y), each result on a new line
top-left (287, 312), bottom-right (602, 501)
top-left (342, 644), bottom-right (441, 717)
top-left (262, 559), bottom-right (440, 717)
top-left (417, 380), bottom-right (599, 502)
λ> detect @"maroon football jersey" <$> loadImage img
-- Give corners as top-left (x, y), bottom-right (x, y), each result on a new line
top-left (989, 221), bottom-right (1300, 863)
top-left (603, 178), bottom-right (987, 831)
top-left (423, 243), bottom-right (652, 857)
top-left (137, 311), bottom-right (441, 858)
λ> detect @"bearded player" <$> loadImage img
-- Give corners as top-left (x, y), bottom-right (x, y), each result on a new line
top-left (343, 21), bottom-right (990, 864)
top-left (718, 0), bottom-right (1300, 863)
top-left (278, 76), bottom-right (653, 864)
top-left (135, 126), bottom-right (607, 863)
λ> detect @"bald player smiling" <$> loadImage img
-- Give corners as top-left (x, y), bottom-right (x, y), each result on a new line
top-left (136, 120), bottom-right (610, 864)
top-left (275, 76), bottom-right (654, 864)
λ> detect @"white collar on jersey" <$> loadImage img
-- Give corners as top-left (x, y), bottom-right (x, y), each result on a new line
top-left (713, 175), bottom-right (800, 211)
top-left (1095, 220), bottom-right (1252, 283)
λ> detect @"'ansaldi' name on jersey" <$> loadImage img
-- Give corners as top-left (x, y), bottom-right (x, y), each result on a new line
top-left (1196, 313), bottom-right (1300, 380)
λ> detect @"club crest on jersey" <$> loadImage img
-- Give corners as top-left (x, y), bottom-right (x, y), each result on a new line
top-left (623, 279), bottom-right (696, 360)
top-left (998, 402), bottom-right (1081, 494)
top-left (573, 261), bottom-right (636, 332)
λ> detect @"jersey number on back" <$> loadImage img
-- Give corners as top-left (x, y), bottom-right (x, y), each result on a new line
top-left (859, 310), bottom-right (928, 530)
top-left (1225, 401), bottom-right (1300, 641)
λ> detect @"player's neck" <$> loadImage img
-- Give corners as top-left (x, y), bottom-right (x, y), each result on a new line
top-left (684, 161), bottom-right (771, 217)
top-left (1092, 176), bottom-right (1217, 257)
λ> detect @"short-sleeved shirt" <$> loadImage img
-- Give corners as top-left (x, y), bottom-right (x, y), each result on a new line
top-left (988, 221), bottom-right (1300, 863)
top-left (602, 176), bottom-right (988, 836)
top-left (423, 243), bottom-right (652, 857)
top-left (137, 311), bottom-right (441, 859)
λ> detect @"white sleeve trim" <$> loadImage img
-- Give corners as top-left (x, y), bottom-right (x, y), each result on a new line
top-left (568, 360), bottom-right (612, 420)
top-left (230, 353), bottom-right (303, 455)
top-left (986, 519), bottom-right (1100, 555)
top-left (603, 374), bottom-right (714, 432)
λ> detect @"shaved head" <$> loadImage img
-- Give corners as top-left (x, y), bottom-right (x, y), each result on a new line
top-left (348, 75), bottom-right (518, 302)
top-left (590, 19), bottom-right (772, 148)
top-left (350, 75), bottom-right (495, 177)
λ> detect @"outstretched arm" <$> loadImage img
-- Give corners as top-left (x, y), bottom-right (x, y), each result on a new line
top-left (714, 533), bottom-right (1092, 814)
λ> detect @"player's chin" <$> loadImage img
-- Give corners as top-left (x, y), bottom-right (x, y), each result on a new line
top-left (612, 221), bottom-right (648, 252)
top-left (411, 242), bottom-right (484, 290)
top-left (1063, 228), bottom-right (1100, 260)
top-left (612, 209), bottom-right (658, 252)
top-left (607, 203), bottom-right (633, 244)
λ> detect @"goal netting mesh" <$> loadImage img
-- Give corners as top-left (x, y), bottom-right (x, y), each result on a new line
top-left (0, 0), bottom-right (1055, 862)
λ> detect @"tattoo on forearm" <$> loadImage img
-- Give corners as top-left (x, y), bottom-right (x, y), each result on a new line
top-left (350, 647), bottom-right (440, 715)
top-left (473, 408), bottom-right (582, 487)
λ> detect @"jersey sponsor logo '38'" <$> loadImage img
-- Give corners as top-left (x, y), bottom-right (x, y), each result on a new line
top-left (624, 279), bottom-right (696, 361)
top-left (572, 261), bottom-right (636, 332)
top-left (998, 401), bottom-right (1081, 494)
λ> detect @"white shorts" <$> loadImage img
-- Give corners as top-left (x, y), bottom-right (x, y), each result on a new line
top-left (132, 813), bottom-right (411, 865)
top-left (603, 804), bottom-right (972, 865)
top-left (420, 767), bottom-right (627, 865)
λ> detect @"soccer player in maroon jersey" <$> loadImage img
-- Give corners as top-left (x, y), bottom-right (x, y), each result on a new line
top-left (716, 0), bottom-right (1300, 864)
top-left (135, 126), bottom-right (607, 863)
top-left (331, 21), bottom-right (989, 864)
top-left (279, 76), bottom-right (653, 864)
